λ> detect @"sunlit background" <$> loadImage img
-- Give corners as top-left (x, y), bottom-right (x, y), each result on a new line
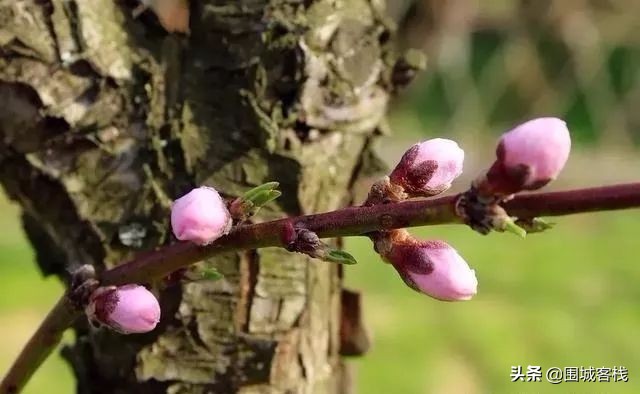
top-left (1, 1), bottom-right (639, 393)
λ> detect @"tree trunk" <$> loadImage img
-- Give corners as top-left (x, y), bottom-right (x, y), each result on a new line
top-left (0, 1), bottom-right (392, 392)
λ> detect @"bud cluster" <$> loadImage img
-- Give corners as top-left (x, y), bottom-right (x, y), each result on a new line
top-left (369, 116), bottom-right (571, 302)
top-left (368, 137), bottom-right (474, 301)
top-left (80, 117), bottom-right (572, 330)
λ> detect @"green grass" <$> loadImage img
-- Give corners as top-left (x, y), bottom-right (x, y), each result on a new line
top-left (1, 198), bottom-right (639, 393)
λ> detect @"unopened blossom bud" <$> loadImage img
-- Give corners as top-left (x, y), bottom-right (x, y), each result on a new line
top-left (86, 284), bottom-right (161, 334)
top-left (486, 117), bottom-right (571, 194)
top-left (386, 240), bottom-right (477, 301)
top-left (171, 186), bottom-right (232, 245)
top-left (389, 138), bottom-right (464, 196)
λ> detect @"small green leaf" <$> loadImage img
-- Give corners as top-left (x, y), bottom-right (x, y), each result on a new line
top-left (325, 250), bottom-right (358, 265)
top-left (251, 190), bottom-right (282, 207)
top-left (501, 219), bottom-right (527, 239)
top-left (236, 182), bottom-right (281, 217)
top-left (516, 217), bottom-right (555, 234)
top-left (242, 182), bottom-right (280, 201)
top-left (201, 268), bottom-right (223, 281)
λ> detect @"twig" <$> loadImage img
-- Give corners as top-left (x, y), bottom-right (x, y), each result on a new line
top-left (3, 182), bottom-right (640, 393)
top-left (503, 183), bottom-right (640, 217)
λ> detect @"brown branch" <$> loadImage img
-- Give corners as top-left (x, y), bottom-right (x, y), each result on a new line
top-left (3, 182), bottom-right (640, 393)
top-left (504, 183), bottom-right (640, 217)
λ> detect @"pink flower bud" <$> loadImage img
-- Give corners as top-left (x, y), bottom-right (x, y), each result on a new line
top-left (387, 240), bottom-right (477, 301)
top-left (171, 186), bottom-right (232, 245)
top-left (487, 117), bottom-right (571, 194)
top-left (389, 138), bottom-right (464, 196)
top-left (86, 284), bottom-right (161, 334)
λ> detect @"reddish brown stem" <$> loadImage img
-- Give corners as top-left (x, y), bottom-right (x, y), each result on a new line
top-left (105, 183), bottom-right (640, 285)
top-left (504, 183), bottom-right (640, 217)
top-left (3, 182), bottom-right (640, 393)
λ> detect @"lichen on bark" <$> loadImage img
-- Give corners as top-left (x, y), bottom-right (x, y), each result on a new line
top-left (0, 0), bottom-right (396, 392)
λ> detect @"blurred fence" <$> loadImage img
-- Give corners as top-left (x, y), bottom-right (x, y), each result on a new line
top-left (387, 0), bottom-right (639, 145)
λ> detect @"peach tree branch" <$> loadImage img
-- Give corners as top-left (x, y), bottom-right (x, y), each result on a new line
top-left (2, 182), bottom-right (640, 393)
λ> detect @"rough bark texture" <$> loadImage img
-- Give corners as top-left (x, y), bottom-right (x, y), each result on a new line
top-left (0, 1), bottom-right (394, 393)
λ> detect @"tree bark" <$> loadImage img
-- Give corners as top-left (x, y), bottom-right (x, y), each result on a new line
top-left (0, 1), bottom-right (392, 393)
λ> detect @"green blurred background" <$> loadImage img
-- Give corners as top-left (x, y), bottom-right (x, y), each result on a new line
top-left (1, 1), bottom-right (639, 393)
